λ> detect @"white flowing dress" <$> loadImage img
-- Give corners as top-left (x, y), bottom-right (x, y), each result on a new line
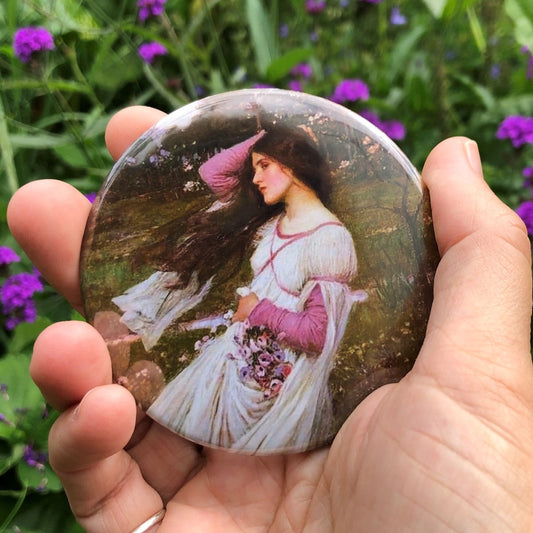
top-left (145, 215), bottom-right (357, 453)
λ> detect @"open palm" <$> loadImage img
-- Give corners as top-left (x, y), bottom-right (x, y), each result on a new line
top-left (8, 107), bottom-right (533, 532)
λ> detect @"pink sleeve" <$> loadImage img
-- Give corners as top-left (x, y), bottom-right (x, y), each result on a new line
top-left (198, 131), bottom-right (265, 198)
top-left (248, 284), bottom-right (327, 355)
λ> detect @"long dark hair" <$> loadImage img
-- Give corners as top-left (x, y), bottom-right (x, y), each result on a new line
top-left (145, 126), bottom-right (331, 289)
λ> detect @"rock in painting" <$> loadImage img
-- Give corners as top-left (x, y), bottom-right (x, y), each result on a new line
top-left (117, 361), bottom-right (166, 411)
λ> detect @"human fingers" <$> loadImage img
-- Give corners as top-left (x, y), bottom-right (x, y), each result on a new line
top-left (418, 137), bottom-right (532, 379)
top-left (33, 320), bottom-right (202, 504)
top-left (49, 384), bottom-right (164, 533)
top-left (31, 321), bottom-right (112, 410)
top-left (105, 105), bottom-right (167, 160)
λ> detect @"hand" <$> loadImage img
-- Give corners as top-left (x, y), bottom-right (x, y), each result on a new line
top-left (232, 292), bottom-right (259, 323)
top-left (8, 107), bottom-right (533, 532)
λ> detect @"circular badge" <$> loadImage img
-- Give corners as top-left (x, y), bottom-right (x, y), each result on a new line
top-left (80, 89), bottom-right (439, 455)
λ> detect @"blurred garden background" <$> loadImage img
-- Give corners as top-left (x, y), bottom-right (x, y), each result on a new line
top-left (0, 0), bottom-right (532, 530)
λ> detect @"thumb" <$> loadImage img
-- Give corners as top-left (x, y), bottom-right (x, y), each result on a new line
top-left (416, 137), bottom-right (531, 378)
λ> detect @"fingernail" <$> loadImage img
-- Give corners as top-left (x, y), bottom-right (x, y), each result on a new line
top-left (464, 140), bottom-right (483, 178)
top-left (72, 402), bottom-right (82, 420)
top-left (72, 389), bottom-right (93, 420)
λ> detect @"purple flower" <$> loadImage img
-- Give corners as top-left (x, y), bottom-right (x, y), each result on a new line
top-left (23, 444), bottom-right (48, 470)
top-left (360, 110), bottom-right (406, 140)
top-left (306, 0), bottom-right (326, 13)
top-left (490, 63), bottom-right (501, 79)
top-left (239, 366), bottom-right (252, 382)
top-left (330, 79), bottom-right (370, 104)
top-left (195, 85), bottom-right (206, 97)
top-left (280, 24), bottom-right (289, 38)
top-left (138, 0), bottom-right (167, 21)
top-left (138, 42), bottom-right (167, 64)
top-left (390, 6), bottom-right (407, 25)
top-left (288, 80), bottom-right (303, 92)
top-left (84, 192), bottom-right (97, 203)
top-left (291, 63), bottom-right (313, 78)
top-left (13, 27), bottom-right (54, 63)
top-left (382, 120), bottom-right (406, 140)
top-left (516, 201), bottom-right (533, 236)
top-left (258, 353), bottom-right (273, 367)
top-left (1, 272), bottom-right (44, 330)
top-left (0, 247), bottom-right (20, 267)
top-left (496, 115), bottom-right (533, 148)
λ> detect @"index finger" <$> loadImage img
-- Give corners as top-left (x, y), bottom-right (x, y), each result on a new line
top-left (7, 106), bottom-right (167, 310)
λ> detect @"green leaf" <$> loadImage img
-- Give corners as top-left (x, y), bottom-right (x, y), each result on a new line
top-left (1, 78), bottom-right (94, 95)
top-left (1, 492), bottom-right (81, 532)
top-left (386, 25), bottom-right (426, 83)
top-left (9, 133), bottom-right (72, 150)
top-left (465, 6), bottom-right (486, 53)
top-left (208, 69), bottom-right (227, 94)
top-left (0, 440), bottom-right (21, 476)
top-left (0, 354), bottom-right (46, 444)
top-left (265, 48), bottom-right (313, 83)
top-left (88, 36), bottom-right (143, 92)
top-left (0, 94), bottom-right (18, 195)
top-left (53, 143), bottom-right (90, 169)
top-left (441, 0), bottom-right (479, 20)
top-left (8, 317), bottom-right (52, 355)
top-left (30, 0), bottom-right (100, 36)
top-left (422, 0), bottom-right (479, 20)
top-left (421, 0), bottom-right (447, 18)
top-left (246, 0), bottom-right (277, 75)
top-left (17, 461), bottom-right (63, 492)
top-left (451, 73), bottom-right (496, 110)
top-left (504, 0), bottom-right (533, 50)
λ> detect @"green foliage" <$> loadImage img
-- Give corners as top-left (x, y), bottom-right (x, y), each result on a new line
top-left (0, 0), bottom-right (532, 530)
top-left (505, 0), bottom-right (533, 51)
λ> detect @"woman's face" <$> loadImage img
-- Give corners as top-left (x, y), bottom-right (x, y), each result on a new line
top-left (252, 152), bottom-right (295, 205)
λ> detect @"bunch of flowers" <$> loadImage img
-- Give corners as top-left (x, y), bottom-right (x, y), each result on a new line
top-left (230, 324), bottom-right (293, 399)
top-left (0, 247), bottom-right (44, 331)
top-left (138, 41), bottom-right (167, 64)
top-left (360, 110), bottom-right (406, 141)
top-left (12, 26), bottom-right (54, 63)
top-left (23, 444), bottom-right (48, 472)
top-left (390, 6), bottom-right (407, 25)
top-left (1, 271), bottom-right (44, 330)
top-left (496, 115), bottom-right (533, 148)
top-left (305, 0), bottom-right (326, 14)
top-left (496, 115), bottom-right (533, 236)
top-left (330, 78), bottom-right (370, 104)
top-left (138, 0), bottom-right (167, 21)
top-left (0, 246), bottom-right (20, 273)
top-left (516, 201), bottom-right (533, 235)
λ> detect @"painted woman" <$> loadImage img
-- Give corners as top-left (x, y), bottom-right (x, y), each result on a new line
top-left (114, 127), bottom-right (358, 453)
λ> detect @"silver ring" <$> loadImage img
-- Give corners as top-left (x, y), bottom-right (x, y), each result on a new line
top-left (131, 508), bottom-right (166, 533)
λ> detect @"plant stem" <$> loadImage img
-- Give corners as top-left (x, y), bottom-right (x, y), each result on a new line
top-left (0, 486), bottom-right (27, 531)
top-left (0, 94), bottom-right (19, 195)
